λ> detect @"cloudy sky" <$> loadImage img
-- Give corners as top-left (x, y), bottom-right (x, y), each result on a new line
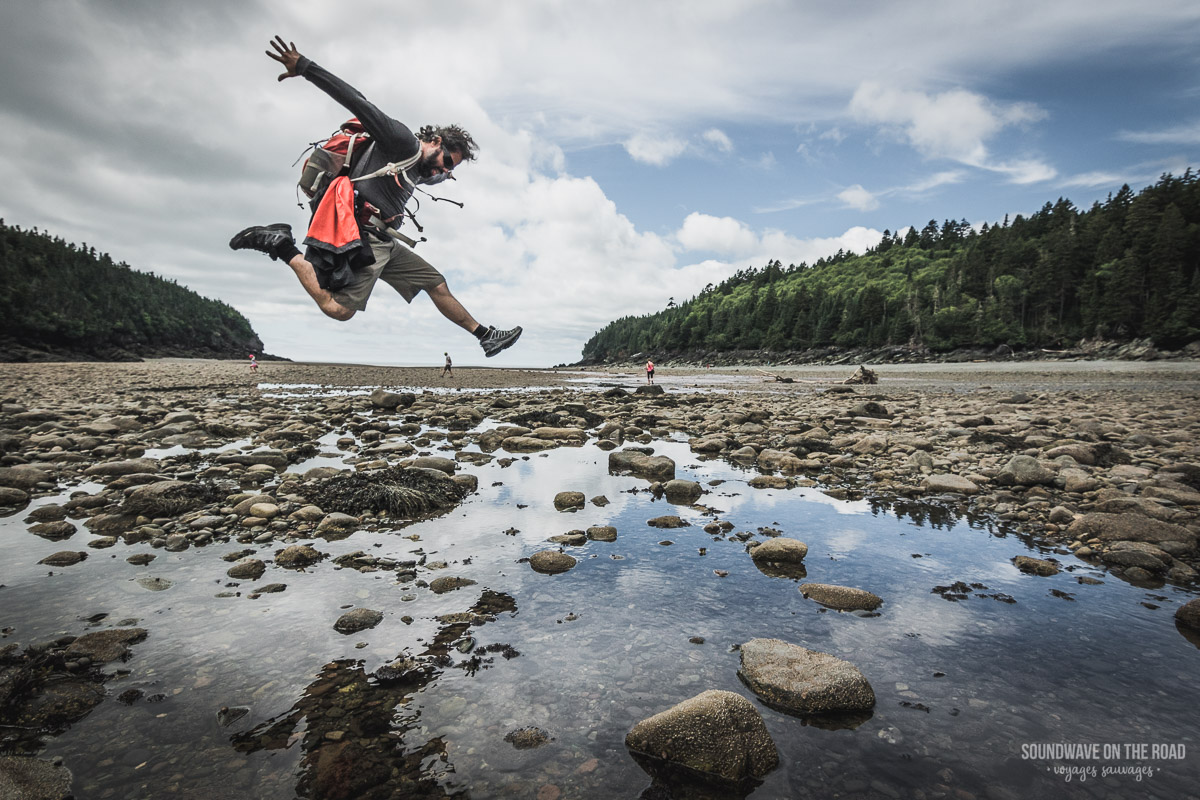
top-left (2, 1), bottom-right (1197, 367)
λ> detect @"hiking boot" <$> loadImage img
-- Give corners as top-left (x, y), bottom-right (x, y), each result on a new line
top-left (479, 325), bottom-right (522, 357)
top-left (229, 224), bottom-right (293, 260)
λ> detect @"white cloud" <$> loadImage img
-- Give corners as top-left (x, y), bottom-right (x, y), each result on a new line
top-left (849, 81), bottom-right (1052, 181)
top-left (623, 132), bottom-right (688, 165)
top-left (674, 213), bottom-right (883, 270)
top-left (906, 170), bottom-right (967, 192)
top-left (676, 213), bottom-right (761, 255)
top-left (701, 128), bottom-right (734, 152)
top-left (838, 184), bottom-right (879, 211)
top-left (1117, 121), bottom-right (1200, 145)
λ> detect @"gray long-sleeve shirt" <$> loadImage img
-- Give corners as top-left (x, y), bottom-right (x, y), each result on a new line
top-left (296, 56), bottom-right (420, 225)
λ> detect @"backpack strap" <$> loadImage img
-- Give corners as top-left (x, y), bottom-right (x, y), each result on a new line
top-left (349, 145), bottom-right (422, 186)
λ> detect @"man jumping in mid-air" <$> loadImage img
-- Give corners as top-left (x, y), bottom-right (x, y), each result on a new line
top-left (229, 36), bottom-right (522, 358)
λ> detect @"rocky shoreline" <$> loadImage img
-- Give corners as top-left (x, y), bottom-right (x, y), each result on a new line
top-left (2, 359), bottom-right (1199, 798)
top-left (578, 336), bottom-right (1200, 369)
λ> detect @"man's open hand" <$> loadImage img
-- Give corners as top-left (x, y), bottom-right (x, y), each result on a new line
top-left (266, 36), bottom-right (302, 81)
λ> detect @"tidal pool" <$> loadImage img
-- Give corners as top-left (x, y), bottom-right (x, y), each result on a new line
top-left (2, 417), bottom-right (1197, 799)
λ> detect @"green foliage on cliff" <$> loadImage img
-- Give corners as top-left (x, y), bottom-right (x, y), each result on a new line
top-left (583, 171), bottom-right (1200, 360)
top-left (0, 220), bottom-right (264, 359)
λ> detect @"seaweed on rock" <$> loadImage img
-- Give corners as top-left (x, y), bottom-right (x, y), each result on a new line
top-left (307, 466), bottom-right (469, 518)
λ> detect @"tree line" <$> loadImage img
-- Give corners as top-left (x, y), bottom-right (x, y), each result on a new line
top-left (0, 219), bottom-right (266, 360)
top-left (582, 170), bottom-right (1200, 360)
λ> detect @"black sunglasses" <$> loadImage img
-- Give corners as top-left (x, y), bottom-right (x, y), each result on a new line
top-left (441, 146), bottom-right (455, 172)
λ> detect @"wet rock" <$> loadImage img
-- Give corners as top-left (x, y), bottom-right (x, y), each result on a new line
top-left (501, 436), bottom-right (556, 452)
top-left (289, 504), bottom-right (325, 521)
top-left (254, 583), bottom-right (287, 594)
top-left (248, 502), bottom-right (279, 519)
top-left (1143, 486), bottom-right (1200, 506)
top-left (136, 577), bottom-right (172, 592)
top-left (29, 521), bottom-right (77, 541)
top-left (850, 435), bottom-right (889, 455)
top-left (369, 388), bottom-right (415, 409)
top-left (0, 466), bottom-right (51, 490)
top-left (749, 538), bottom-right (808, 564)
top-left (922, 474), bottom-right (980, 495)
top-left (429, 576), bottom-right (477, 594)
top-left (553, 491), bottom-right (586, 510)
top-left (505, 726), bottom-right (553, 749)
top-left (625, 689), bottom-right (778, 784)
top-left (0, 486), bottom-right (30, 506)
top-left (608, 450), bottom-right (676, 482)
top-left (749, 475), bottom-right (793, 489)
top-left (124, 480), bottom-right (215, 517)
top-left (799, 583), bottom-right (883, 611)
top-left (548, 531), bottom-right (587, 546)
top-left (757, 449), bottom-right (805, 472)
top-left (275, 544), bottom-right (324, 569)
top-left (84, 513), bottom-right (138, 536)
top-left (65, 628), bottom-right (147, 663)
top-left (126, 553), bottom-right (155, 566)
top-left (1099, 548), bottom-right (1168, 573)
top-left (1046, 443), bottom-right (1097, 465)
top-left (334, 608), bottom-right (383, 634)
top-left (0, 755), bottom-right (74, 800)
top-left (38, 551), bottom-right (87, 567)
top-left (232, 494), bottom-right (275, 515)
top-left (529, 550), bottom-right (576, 574)
top-left (1176, 599), bottom-right (1200, 631)
top-left (1067, 513), bottom-right (1197, 546)
top-left (24, 505), bottom-right (66, 522)
top-left (407, 456), bottom-right (457, 475)
top-left (586, 525), bottom-right (618, 542)
top-left (848, 401), bottom-right (890, 419)
top-left (737, 638), bottom-right (875, 716)
top-left (88, 536), bottom-right (118, 549)
top-left (995, 455), bottom-right (1057, 487)
top-left (217, 450), bottom-right (288, 470)
top-left (662, 479), bottom-right (703, 504)
top-left (316, 512), bottom-right (359, 539)
top-left (1013, 556), bottom-right (1060, 576)
top-left (647, 515), bottom-right (690, 529)
top-left (164, 533), bottom-right (190, 552)
top-left (227, 559), bottom-right (267, 581)
top-left (82, 458), bottom-right (159, 477)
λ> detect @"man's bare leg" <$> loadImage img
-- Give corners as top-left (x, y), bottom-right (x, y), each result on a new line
top-left (426, 282), bottom-right (480, 332)
top-left (286, 255), bottom-right (356, 321)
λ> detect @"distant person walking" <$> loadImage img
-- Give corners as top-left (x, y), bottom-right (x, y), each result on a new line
top-left (442, 352), bottom-right (453, 378)
top-left (248, 354), bottom-right (259, 373)
top-left (228, 36), bottom-right (522, 359)
top-left (645, 359), bottom-right (655, 384)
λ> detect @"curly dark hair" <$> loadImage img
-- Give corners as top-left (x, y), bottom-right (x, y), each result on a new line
top-left (417, 124), bottom-right (478, 163)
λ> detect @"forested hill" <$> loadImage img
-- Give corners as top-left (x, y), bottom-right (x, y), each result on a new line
top-left (582, 171), bottom-right (1200, 364)
top-left (0, 220), bottom-right (269, 362)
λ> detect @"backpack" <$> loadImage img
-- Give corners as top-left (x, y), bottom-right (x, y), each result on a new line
top-left (297, 118), bottom-right (370, 202)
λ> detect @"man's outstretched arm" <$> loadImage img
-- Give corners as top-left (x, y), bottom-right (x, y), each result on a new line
top-left (265, 35), bottom-right (418, 158)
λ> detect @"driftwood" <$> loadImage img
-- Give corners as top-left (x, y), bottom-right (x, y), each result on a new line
top-left (755, 368), bottom-right (794, 383)
top-left (842, 365), bottom-right (878, 385)
top-left (753, 365), bottom-right (881, 386)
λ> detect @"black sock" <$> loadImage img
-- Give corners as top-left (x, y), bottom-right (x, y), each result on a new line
top-left (472, 324), bottom-right (489, 339)
top-left (275, 242), bottom-right (302, 263)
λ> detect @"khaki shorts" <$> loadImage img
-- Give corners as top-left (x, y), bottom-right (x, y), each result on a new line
top-left (331, 236), bottom-right (446, 312)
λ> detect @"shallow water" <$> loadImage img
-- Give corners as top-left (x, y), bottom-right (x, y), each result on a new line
top-left (2, 402), bottom-right (1198, 799)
